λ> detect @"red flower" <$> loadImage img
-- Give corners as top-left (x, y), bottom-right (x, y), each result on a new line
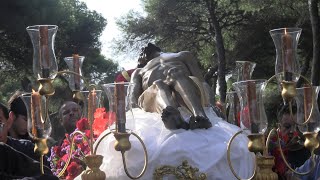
top-left (76, 118), bottom-right (90, 131)
top-left (53, 146), bottom-right (61, 156)
top-left (66, 161), bottom-right (83, 180)
top-left (49, 109), bottom-right (115, 179)
top-left (93, 108), bottom-right (116, 136)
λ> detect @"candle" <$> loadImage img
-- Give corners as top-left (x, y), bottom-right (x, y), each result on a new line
top-left (242, 62), bottom-right (250, 80)
top-left (31, 90), bottom-right (43, 138)
top-left (73, 54), bottom-right (81, 90)
top-left (87, 89), bottom-right (96, 153)
top-left (281, 29), bottom-right (293, 81)
top-left (115, 83), bottom-right (126, 133)
top-left (233, 93), bottom-right (240, 126)
top-left (247, 81), bottom-right (259, 133)
top-left (39, 26), bottom-right (50, 78)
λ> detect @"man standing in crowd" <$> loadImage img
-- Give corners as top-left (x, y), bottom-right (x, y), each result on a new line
top-left (50, 101), bottom-right (82, 146)
top-left (7, 90), bottom-right (30, 140)
top-left (0, 102), bottom-right (57, 179)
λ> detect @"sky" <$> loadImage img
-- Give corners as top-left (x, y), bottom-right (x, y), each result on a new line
top-left (80, 0), bottom-right (144, 69)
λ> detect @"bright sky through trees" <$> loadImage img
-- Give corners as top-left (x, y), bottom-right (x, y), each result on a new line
top-left (80, 0), bottom-right (144, 69)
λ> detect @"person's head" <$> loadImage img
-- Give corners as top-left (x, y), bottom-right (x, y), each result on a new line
top-left (8, 91), bottom-right (28, 139)
top-left (0, 102), bottom-right (12, 143)
top-left (278, 104), bottom-right (297, 138)
top-left (59, 101), bottom-right (81, 134)
top-left (142, 43), bottom-right (162, 62)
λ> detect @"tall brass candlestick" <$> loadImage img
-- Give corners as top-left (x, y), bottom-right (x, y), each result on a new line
top-left (115, 83), bottom-right (126, 133)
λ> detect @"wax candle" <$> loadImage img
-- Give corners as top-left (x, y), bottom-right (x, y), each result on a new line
top-left (31, 90), bottom-right (43, 138)
top-left (247, 81), bottom-right (259, 133)
top-left (242, 62), bottom-right (250, 80)
top-left (73, 54), bottom-right (81, 90)
top-left (115, 83), bottom-right (126, 133)
top-left (281, 29), bottom-right (293, 81)
top-left (39, 26), bottom-right (50, 78)
top-left (88, 89), bottom-right (96, 153)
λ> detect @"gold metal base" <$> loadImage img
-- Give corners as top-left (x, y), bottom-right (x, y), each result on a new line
top-left (81, 155), bottom-right (106, 180)
top-left (34, 138), bottom-right (49, 174)
top-left (34, 138), bottom-right (49, 155)
top-left (38, 78), bottom-right (55, 96)
top-left (281, 81), bottom-right (296, 104)
top-left (304, 132), bottom-right (319, 152)
top-left (255, 156), bottom-right (278, 180)
top-left (73, 90), bottom-right (84, 103)
top-left (247, 134), bottom-right (265, 154)
top-left (114, 132), bottom-right (131, 152)
top-left (153, 160), bottom-right (207, 180)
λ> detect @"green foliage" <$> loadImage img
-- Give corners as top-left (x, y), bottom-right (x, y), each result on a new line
top-left (113, 0), bottom-right (316, 119)
top-left (0, 0), bottom-right (119, 112)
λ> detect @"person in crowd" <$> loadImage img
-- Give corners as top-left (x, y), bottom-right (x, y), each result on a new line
top-left (50, 101), bottom-right (81, 147)
top-left (7, 90), bottom-right (30, 140)
top-left (285, 133), bottom-right (320, 180)
top-left (271, 104), bottom-right (310, 179)
top-left (130, 43), bottom-right (215, 130)
top-left (59, 101), bottom-right (82, 134)
top-left (0, 102), bottom-right (57, 179)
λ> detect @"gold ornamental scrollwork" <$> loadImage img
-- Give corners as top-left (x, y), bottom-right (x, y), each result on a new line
top-left (153, 160), bottom-right (207, 180)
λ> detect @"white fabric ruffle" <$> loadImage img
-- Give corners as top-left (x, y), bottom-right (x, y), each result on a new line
top-left (77, 107), bottom-right (254, 180)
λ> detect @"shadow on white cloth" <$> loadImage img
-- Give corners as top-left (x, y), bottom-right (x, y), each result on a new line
top-left (77, 107), bottom-right (255, 180)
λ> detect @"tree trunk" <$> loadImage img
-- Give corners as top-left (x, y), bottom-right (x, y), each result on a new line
top-left (309, 0), bottom-right (320, 85)
top-left (296, 51), bottom-right (312, 88)
top-left (204, 0), bottom-right (227, 103)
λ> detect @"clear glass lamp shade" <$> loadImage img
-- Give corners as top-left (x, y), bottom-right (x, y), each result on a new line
top-left (64, 55), bottom-right (85, 91)
top-left (26, 25), bottom-right (58, 79)
top-left (102, 82), bottom-right (135, 133)
top-left (295, 86), bottom-right (320, 133)
top-left (269, 28), bottom-right (302, 83)
top-left (20, 93), bottom-right (52, 139)
top-left (232, 79), bottom-right (268, 134)
top-left (235, 61), bottom-right (256, 81)
top-left (80, 90), bottom-right (102, 119)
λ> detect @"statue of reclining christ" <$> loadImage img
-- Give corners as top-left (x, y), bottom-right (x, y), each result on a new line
top-left (130, 43), bottom-right (216, 130)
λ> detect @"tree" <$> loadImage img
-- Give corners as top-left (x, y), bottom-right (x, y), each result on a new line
top-left (0, 0), bottom-right (119, 104)
top-left (116, 0), bottom-right (251, 103)
top-left (308, 0), bottom-right (320, 86)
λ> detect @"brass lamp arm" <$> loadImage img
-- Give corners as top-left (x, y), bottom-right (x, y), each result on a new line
top-left (121, 132), bottom-right (148, 179)
top-left (265, 74), bottom-right (315, 126)
top-left (93, 131), bottom-right (113, 155)
top-left (227, 130), bottom-right (257, 180)
top-left (56, 70), bottom-right (91, 89)
top-left (265, 128), bottom-right (277, 155)
top-left (275, 125), bottom-right (316, 176)
top-left (57, 130), bottom-right (90, 178)
top-left (94, 131), bottom-right (148, 179)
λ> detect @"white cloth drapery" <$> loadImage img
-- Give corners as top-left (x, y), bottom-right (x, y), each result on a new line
top-left (77, 107), bottom-right (254, 180)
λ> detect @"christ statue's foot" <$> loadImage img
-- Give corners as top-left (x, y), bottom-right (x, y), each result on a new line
top-left (161, 106), bottom-right (189, 130)
top-left (189, 115), bottom-right (212, 130)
